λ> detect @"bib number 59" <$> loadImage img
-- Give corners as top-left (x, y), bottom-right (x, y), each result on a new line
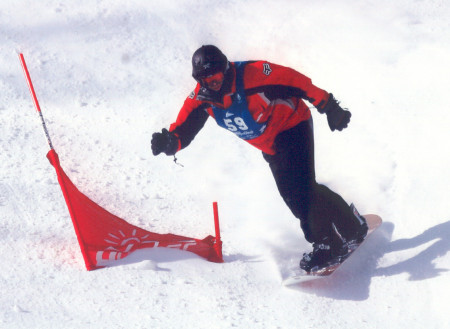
top-left (224, 117), bottom-right (249, 132)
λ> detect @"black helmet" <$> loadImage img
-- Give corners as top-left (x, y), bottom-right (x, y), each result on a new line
top-left (192, 45), bottom-right (228, 82)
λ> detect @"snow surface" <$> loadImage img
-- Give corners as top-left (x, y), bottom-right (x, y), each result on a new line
top-left (1, 0), bottom-right (449, 328)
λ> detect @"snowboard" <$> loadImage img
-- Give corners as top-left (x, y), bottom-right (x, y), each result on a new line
top-left (282, 214), bottom-right (382, 286)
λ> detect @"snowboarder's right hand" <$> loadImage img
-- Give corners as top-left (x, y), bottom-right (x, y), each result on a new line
top-left (151, 128), bottom-right (179, 156)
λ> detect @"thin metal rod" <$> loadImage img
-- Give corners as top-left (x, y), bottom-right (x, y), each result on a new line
top-left (19, 53), bottom-right (54, 150)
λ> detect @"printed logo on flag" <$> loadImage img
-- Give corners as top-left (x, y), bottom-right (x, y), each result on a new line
top-left (95, 228), bottom-right (198, 266)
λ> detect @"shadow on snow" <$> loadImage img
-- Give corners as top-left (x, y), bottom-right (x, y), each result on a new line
top-left (287, 220), bottom-right (449, 300)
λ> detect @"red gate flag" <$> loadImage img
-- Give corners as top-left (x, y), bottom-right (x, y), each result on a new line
top-left (47, 150), bottom-right (223, 270)
top-left (19, 54), bottom-right (223, 271)
top-left (20, 52), bottom-right (223, 270)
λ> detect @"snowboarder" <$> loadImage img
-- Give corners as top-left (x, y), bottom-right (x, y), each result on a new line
top-left (151, 45), bottom-right (368, 272)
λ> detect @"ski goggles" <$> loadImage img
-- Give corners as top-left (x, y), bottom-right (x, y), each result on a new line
top-left (201, 71), bottom-right (225, 90)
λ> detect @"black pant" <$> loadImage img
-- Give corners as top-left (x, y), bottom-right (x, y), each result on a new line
top-left (263, 118), bottom-right (359, 246)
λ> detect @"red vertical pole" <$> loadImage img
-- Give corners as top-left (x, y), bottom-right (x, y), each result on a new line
top-left (212, 202), bottom-right (223, 262)
top-left (19, 53), bottom-right (54, 150)
top-left (19, 53), bottom-right (93, 270)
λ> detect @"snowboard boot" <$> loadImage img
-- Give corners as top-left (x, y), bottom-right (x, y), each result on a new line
top-left (343, 204), bottom-right (369, 251)
top-left (299, 237), bottom-right (348, 273)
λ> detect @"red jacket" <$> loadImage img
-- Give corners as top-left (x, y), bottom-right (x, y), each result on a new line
top-left (169, 61), bottom-right (329, 155)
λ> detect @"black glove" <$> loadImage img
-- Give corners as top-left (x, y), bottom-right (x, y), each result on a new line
top-left (318, 94), bottom-right (351, 131)
top-left (151, 128), bottom-right (179, 156)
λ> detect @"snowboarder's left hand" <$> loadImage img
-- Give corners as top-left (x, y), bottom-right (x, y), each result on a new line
top-left (318, 94), bottom-right (351, 131)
